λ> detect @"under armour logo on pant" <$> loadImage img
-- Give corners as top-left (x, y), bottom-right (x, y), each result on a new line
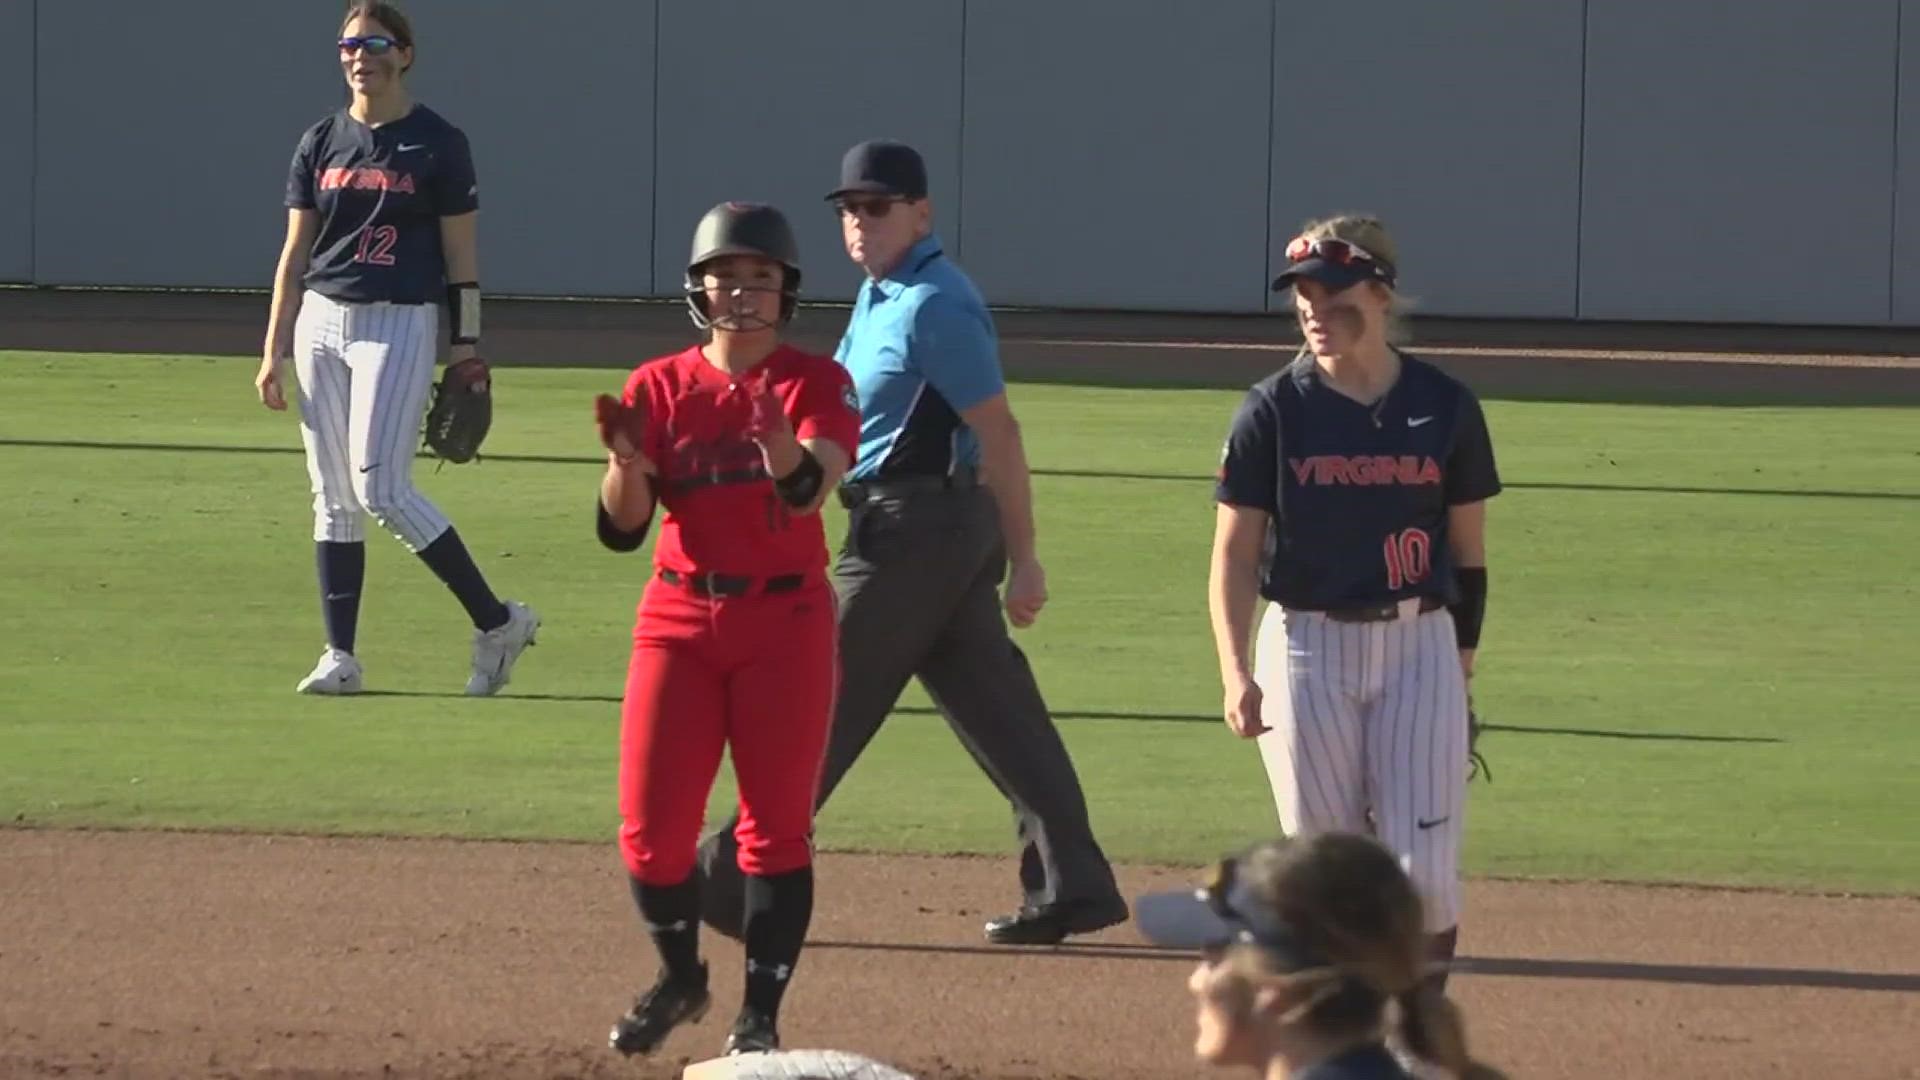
top-left (745, 958), bottom-right (792, 981)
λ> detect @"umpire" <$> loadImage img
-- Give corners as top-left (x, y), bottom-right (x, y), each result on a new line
top-left (695, 139), bottom-right (1127, 946)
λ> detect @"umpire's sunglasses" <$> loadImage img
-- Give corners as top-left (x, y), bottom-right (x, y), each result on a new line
top-left (1285, 235), bottom-right (1382, 267)
top-left (339, 35), bottom-right (402, 56)
top-left (834, 196), bottom-right (914, 220)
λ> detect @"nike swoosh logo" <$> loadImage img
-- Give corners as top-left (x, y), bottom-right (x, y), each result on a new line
top-left (359, 464), bottom-right (378, 473)
top-left (397, 143), bottom-right (425, 152)
top-left (1417, 816), bottom-right (1450, 830)
top-left (1408, 416), bottom-right (1435, 428)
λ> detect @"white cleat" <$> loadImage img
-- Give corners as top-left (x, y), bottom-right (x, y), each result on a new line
top-left (465, 600), bottom-right (540, 697)
top-left (296, 648), bottom-right (364, 695)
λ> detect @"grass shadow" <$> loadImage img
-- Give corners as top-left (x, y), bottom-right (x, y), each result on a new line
top-left (1480, 723), bottom-right (1782, 745)
top-left (895, 707), bottom-right (1779, 744)
top-left (4, 439), bottom-right (1915, 503)
top-left (355, 690), bottom-right (621, 704)
top-left (306, 696), bottom-right (1791, 746)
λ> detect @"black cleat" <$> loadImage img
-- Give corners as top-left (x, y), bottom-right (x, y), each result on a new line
top-left (984, 897), bottom-right (1130, 946)
top-left (723, 1008), bottom-right (780, 1056)
top-left (608, 964), bottom-right (711, 1057)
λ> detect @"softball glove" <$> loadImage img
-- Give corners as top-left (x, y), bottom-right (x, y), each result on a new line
top-left (423, 357), bottom-right (493, 465)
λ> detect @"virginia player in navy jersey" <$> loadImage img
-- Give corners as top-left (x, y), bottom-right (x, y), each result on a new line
top-left (1207, 215), bottom-right (1500, 1074)
top-left (256, 2), bottom-right (538, 697)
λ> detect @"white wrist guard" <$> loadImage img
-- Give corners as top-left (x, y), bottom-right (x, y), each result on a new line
top-left (447, 282), bottom-right (481, 345)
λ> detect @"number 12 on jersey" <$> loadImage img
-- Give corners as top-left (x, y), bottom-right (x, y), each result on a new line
top-left (1383, 527), bottom-right (1432, 589)
top-left (354, 225), bottom-right (397, 266)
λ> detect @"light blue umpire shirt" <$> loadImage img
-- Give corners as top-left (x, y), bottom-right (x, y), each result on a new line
top-left (836, 235), bottom-right (1005, 482)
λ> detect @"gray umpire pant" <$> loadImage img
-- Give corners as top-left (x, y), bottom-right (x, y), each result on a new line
top-left (696, 474), bottom-right (1122, 932)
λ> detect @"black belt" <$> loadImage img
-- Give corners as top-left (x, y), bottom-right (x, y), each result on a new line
top-left (1321, 596), bottom-right (1446, 623)
top-left (838, 466), bottom-right (979, 507)
top-left (664, 468), bottom-right (765, 495)
top-left (658, 569), bottom-right (806, 597)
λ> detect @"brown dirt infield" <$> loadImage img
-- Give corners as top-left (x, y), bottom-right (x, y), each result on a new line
top-left (3, 830), bottom-right (1918, 1080)
top-left (3, 289), bottom-right (1918, 1078)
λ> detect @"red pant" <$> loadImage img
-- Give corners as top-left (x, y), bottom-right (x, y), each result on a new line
top-left (618, 572), bottom-right (837, 885)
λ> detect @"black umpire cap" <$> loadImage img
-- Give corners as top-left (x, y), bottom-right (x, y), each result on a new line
top-left (827, 139), bottom-right (929, 201)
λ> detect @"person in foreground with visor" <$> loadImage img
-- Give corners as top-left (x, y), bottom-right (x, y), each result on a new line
top-left (1135, 832), bottom-right (1507, 1080)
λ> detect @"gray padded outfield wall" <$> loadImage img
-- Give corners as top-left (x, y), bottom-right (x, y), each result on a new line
top-left (7, 1), bottom-right (1918, 326)
top-left (1579, 0), bottom-right (1900, 324)
top-left (0, 0), bottom-right (30, 284)
top-left (32, 1), bottom-right (340, 288)
top-left (959, 0), bottom-right (1273, 312)
top-left (0, 0), bottom-right (31, 283)
top-left (399, 0), bottom-right (656, 299)
top-left (1268, 1), bottom-right (1585, 320)
top-left (1896, 0), bottom-right (1920, 325)
top-left (652, 0), bottom-right (963, 309)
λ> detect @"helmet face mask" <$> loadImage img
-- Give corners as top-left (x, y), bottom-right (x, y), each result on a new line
top-left (686, 257), bottom-right (797, 333)
top-left (684, 202), bottom-right (803, 332)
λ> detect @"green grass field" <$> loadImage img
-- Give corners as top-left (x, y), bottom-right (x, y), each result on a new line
top-left (3, 352), bottom-right (1917, 893)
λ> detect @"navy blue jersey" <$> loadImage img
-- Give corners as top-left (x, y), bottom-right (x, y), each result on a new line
top-left (1294, 1043), bottom-right (1414, 1079)
top-left (284, 105), bottom-right (477, 305)
top-left (1215, 351), bottom-right (1501, 610)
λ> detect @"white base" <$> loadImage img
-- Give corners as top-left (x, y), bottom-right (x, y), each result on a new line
top-left (682, 1048), bottom-right (919, 1080)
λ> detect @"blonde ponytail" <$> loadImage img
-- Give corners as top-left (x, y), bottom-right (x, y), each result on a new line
top-left (1398, 986), bottom-right (1508, 1080)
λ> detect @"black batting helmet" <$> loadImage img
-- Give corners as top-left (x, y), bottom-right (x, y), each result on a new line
top-left (684, 201), bottom-right (803, 331)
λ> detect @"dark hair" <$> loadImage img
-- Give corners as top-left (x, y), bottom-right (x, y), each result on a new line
top-left (1238, 833), bottom-right (1507, 1080)
top-left (341, 2), bottom-right (416, 70)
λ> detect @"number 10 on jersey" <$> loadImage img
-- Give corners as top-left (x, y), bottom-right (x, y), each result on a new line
top-left (1383, 527), bottom-right (1432, 589)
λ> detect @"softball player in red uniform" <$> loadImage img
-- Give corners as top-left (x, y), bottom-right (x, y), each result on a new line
top-left (598, 202), bottom-right (859, 1061)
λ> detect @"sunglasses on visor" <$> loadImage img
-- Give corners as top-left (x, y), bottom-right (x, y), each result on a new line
top-left (1284, 235), bottom-right (1382, 266)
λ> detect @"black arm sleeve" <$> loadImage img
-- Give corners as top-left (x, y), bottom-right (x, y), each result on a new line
top-left (1448, 566), bottom-right (1487, 648)
top-left (596, 499), bottom-right (651, 553)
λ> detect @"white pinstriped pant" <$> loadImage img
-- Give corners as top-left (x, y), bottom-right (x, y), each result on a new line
top-left (290, 290), bottom-right (451, 553)
top-left (1252, 601), bottom-right (1470, 932)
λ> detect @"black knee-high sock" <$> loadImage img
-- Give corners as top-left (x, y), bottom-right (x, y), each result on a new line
top-left (415, 527), bottom-right (509, 631)
top-left (1396, 926), bottom-right (1460, 1061)
top-left (1423, 926), bottom-right (1460, 995)
top-left (316, 541), bottom-right (366, 654)
top-left (630, 874), bottom-right (704, 984)
top-left (741, 866), bottom-right (814, 1019)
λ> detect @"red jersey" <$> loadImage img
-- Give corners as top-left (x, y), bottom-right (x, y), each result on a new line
top-left (623, 344), bottom-right (860, 578)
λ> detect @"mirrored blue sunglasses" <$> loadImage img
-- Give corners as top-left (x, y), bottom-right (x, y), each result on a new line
top-left (338, 35), bottom-right (400, 56)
